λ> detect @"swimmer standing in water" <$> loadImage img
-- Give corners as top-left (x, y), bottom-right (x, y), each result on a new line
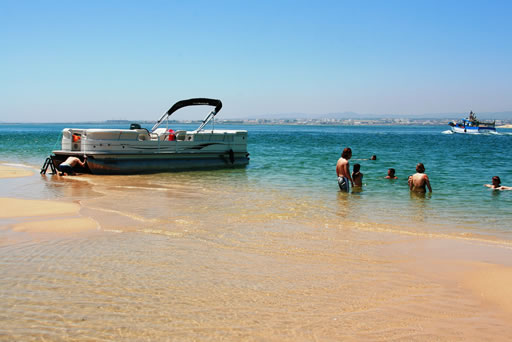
top-left (408, 163), bottom-right (432, 193)
top-left (336, 147), bottom-right (354, 192)
top-left (352, 163), bottom-right (363, 187)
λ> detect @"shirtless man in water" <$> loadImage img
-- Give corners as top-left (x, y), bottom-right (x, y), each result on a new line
top-left (336, 147), bottom-right (354, 192)
top-left (408, 163), bottom-right (432, 193)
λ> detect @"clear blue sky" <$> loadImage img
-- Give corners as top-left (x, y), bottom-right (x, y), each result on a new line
top-left (1, 0), bottom-right (511, 122)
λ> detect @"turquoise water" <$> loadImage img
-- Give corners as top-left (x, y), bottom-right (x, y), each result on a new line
top-left (1, 123), bottom-right (512, 236)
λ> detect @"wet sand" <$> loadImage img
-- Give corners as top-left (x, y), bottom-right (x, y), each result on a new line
top-left (464, 263), bottom-right (512, 316)
top-left (0, 197), bottom-right (81, 218)
top-left (0, 164), bottom-right (99, 235)
top-left (1, 163), bottom-right (512, 341)
top-left (0, 163), bottom-right (34, 178)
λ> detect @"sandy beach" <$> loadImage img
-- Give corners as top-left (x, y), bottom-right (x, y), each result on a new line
top-left (0, 164), bottom-right (99, 235)
top-left (1, 163), bottom-right (512, 340)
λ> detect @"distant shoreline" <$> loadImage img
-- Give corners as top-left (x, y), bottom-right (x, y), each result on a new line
top-left (2, 119), bottom-right (512, 126)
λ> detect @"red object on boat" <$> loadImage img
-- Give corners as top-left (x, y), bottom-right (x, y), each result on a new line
top-left (168, 129), bottom-right (175, 141)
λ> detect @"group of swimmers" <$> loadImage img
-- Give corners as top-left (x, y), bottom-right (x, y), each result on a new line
top-left (336, 147), bottom-right (510, 193)
top-left (57, 150), bottom-right (510, 192)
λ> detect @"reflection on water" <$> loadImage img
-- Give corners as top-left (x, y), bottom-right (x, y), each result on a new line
top-left (2, 172), bottom-right (512, 340)
top-left (41, 174), bottom-right (102, 200)
top-left (408, 191), bottom-right (433, 223)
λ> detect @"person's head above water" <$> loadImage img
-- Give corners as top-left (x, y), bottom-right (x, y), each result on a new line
top-left (492, 176), bottom-right (501, 186)
top-left (341, 147), bottom-right (352, 159)
top-left (416, 163), bottom-right (425, 173)
top-left (353, 163), bottom-right (361, 173)
top-left (370, 155), bottom-right (377, 160)
top-left (387, 168), bottom-right (395, 177)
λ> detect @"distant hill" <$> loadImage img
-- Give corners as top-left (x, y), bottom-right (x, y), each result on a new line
top-left (240, 111), bottom-right (512, 121)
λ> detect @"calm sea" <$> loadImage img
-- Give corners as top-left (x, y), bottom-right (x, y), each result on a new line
top-left (2, 122), bottom-right (512, 340)
top-left (1, 123), bottom-right (511, 237)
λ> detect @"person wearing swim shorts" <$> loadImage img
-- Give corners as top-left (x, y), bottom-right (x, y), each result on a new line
top-left (58, 156), bottom-right (87, 176)
top-left (336, 147), bottom-right (354, 192)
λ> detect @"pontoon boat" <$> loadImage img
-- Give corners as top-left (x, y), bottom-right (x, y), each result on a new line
top-left (49, 98), bottom-right (249, 174)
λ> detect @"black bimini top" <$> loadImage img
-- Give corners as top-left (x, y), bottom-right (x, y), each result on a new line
top-left (151, 98), bottom-right (223, 133)
top-left (166, 98), bottom-right (222, 116)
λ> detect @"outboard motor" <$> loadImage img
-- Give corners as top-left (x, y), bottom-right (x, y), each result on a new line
top-left (130, 123), bottom-right (141, 130)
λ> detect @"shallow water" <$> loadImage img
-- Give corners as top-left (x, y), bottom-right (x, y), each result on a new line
top-left (1, 123), bottom-right (512, 340)
top-left (2, 123), bottom-right (512, 235)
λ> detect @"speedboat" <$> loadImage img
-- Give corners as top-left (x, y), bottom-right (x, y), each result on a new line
top-left (49, 98), bottom-right (249, 174)
top-left (448, 111), bottom-right (496, 134)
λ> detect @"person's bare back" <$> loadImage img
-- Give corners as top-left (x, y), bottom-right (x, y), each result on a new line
top-left (336, 158), bottom-right (350, 178)
top-left (64, 157), bottom-right (83, 167)
top-left (59, 156), bottom-right (87, 176)
top-left (408, 163), bottom-right (432, 193)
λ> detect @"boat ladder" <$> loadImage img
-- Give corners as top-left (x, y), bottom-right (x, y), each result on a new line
top-left (40, 156), bottom-right (57, 175)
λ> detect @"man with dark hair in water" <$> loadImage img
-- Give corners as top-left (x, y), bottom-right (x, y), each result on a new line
top-left (336, 147), bottom-right (354, 192)
top-left (408, 163), bottom-right (432, 193)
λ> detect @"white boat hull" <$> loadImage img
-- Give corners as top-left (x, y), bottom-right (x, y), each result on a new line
top-left (450, 126), bottom-right (496, 134)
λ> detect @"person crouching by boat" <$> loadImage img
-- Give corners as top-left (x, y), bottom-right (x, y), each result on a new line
top-left (408, 163), bottom-right (432, 193)
top-left (484, 176), bottom-right (512, 190)
top-left (336, 147), bottom-right (354, 192)
top-left (58, 156), bottom-right (87, 176)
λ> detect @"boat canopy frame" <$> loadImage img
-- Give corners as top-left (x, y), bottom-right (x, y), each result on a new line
top-left (151, 98), bottom-right (223, 133)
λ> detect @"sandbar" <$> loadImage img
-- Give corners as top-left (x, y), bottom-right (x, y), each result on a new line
top-left (0, 164), bottom-right (34, 178)
top-left (0, 198), bottom-right (80, 218)
top-left (11, 217), bottom-right (98, 233)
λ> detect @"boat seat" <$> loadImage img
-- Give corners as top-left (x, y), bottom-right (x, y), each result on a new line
top-left (151, 128), bottom-right (169, 141)
top-left (175, 131), bottom-right (186, 141)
